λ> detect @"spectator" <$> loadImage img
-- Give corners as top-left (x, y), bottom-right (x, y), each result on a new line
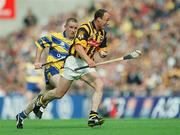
top-left (23, 8), bottom-right (38, 27)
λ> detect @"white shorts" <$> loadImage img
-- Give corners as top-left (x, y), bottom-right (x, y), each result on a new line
top-left (61, 56), bottom-right (96, 80)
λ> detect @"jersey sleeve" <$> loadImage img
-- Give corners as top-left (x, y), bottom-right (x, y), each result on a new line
top-left (35, 35), bottom-right (52, 50)
top-left (74, 27), bottom-right (89, 48)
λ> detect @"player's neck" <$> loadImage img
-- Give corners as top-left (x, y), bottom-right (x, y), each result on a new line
top-left (63, 31), bottom-right (72, 40)
top-left (93, 20), bottom-right (101, 31)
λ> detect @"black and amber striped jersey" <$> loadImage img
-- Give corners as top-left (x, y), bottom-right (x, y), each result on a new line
top-left (70, 21), bottom-right (107, 59)
top-left (35, 32), bottom-right (73, 70)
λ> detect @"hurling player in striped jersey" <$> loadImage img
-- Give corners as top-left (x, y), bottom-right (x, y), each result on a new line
top-left (33, 9), bottom-right (110, 127)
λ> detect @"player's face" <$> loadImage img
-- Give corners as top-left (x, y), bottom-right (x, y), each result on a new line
top-left (65, 21), bottom-right (78, 39)
top-left (99, 12), bottom-right (110, 29)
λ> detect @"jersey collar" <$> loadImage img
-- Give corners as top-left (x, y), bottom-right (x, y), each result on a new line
top-left (91, 20), bottom-right (97, 31)
top-left (63, 31), bottom-right (67, 38)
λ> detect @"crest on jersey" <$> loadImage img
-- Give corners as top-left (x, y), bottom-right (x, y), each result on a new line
top-left (99, 35), bottom-right (104, 42)
top-left (77, 30), bottom-right (85, 40)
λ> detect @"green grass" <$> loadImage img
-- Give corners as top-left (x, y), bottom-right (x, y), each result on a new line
top-left (0, 119), bottom-right (179, 135)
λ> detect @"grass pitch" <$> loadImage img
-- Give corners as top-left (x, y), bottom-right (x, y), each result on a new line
top-left (0, 119), bottom-right (179, 135)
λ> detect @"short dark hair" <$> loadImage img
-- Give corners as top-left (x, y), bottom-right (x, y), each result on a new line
top-left (65, 18), bottom-right (78, 25)
top-left (94, 9), bottom-right (108, 20)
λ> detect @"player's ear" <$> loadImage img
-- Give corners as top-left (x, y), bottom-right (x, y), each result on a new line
top-left (64, 24), bottom-right (67, 29)
top-left (97, 17), bottom-right (102, 23)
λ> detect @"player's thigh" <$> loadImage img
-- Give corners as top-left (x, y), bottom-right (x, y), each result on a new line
top-left (82, 71), bottom-right (103, 88)
top-left (44, 74), bottom-right (60, 91)
top-left (55, 76), bottom-right (73, 96)
top-left (49, 74), bottom-right (60, 88)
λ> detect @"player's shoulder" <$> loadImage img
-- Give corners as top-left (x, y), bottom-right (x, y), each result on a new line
top-left (80, 21), bottom-right (89, 26)
top-left (80, 21), bottom-right (91, 28)
top-left (50, 32), bottom-right (72, 45)
top-left (78, 21), bottom-right (91, 34)
top-left (50, 32), bottom-right (63, 38)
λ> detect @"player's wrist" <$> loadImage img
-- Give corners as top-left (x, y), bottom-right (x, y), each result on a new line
top-left (99, 50), bottom-right (108, 58)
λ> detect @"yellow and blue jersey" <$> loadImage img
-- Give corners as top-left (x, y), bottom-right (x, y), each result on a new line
top-left (35, 32), bottom-right (73, 69)
top-left (35, 32), bottom-right (73, 84)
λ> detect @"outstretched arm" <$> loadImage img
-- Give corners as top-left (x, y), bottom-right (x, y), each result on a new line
top-left (34, 47), bottom-right (43, 69)
top-left (34, 35), bottom-right (51, 69)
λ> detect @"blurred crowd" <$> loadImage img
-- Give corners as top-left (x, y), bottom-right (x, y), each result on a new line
top-left (0, 0), bottom-right (179, 98)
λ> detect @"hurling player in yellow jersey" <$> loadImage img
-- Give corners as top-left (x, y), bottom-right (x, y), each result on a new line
top-left (16, 18), bottom-right (78, 129)
top-left (33, 9), bottom-right (110, 127)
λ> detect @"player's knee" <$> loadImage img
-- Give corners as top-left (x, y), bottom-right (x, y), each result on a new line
top-left (55, 94), bottom-right (64, 99)
top-left (54, 94), bottom-right (62, 99)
